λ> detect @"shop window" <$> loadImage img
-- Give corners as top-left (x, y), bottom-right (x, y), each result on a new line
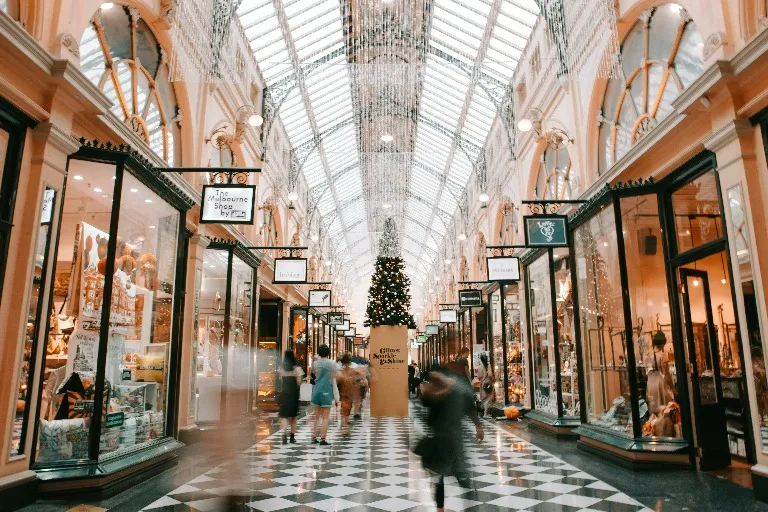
top-left (671, 170), bottom-right (723, 254)
top-left (10, 188), bottom-right (56, 456)
top-left (727, 185), bottom-right (768, 454)
top-left (79, 6), bottom-right (179, 165)
top-left (35, 156), bottom-right (185, 464)
top-left (621, 194), bottom-right (682, 438)
top-left (536, 145), bottom-right (576, 200)
top-left (529, 254), bottom-right (557, 415)
top-left (598, 4), bottom-right (704, 174)
top-left (554, 248), bottom-right (578, 417)
top-left (490, 289), bottom-right (505, 406)
top-left (573, 205), bottom-right (631, 435)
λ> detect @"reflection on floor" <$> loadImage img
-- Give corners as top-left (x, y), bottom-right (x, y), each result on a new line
top-left (141, 404), bottom-right (651, 511)
top-left (710, 460), bottom-right (754, 490)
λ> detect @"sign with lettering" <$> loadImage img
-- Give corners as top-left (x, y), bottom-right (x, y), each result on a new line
top-left (200, 184), bottom-right (257, 224)
top-left (373, 347), bottom-right (406, 367)
top-left (459, 290), bottom-right (483, 308)
top-left (425, 324), bottom-right (439, 335)
top-left (328, 312), bottom-right (344, 325)
top-left (524, 215), bottom-right (569, 247)
top-left (487, 256), bottom-right (521, 282)
top-left (309, 289), bottom-right (332, 307)
top-left (344, 327), bottom-right (357, 337)
top-left (353, 336), bottom-right (365, 346)
top-left (273, 258), bottom-right (307, 284)
top-left (440, 309), bottom-right (457, 323)
top-left (41, 188), bottom-right (56, 224)
top-left (335, 320), bottom-right (350, 331)
top-left (416, 334), bottom-right (427, 344)
top-left (105, 412), bottom-right (125, 428)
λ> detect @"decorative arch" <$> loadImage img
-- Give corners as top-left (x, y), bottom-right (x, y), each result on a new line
top-left (596, 3), bottom-right (704, 175)
top-left (535, 144), bottom-right (576, 200)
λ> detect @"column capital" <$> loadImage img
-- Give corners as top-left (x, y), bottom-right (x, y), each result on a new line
top-left (189, 234), bottom-right (211, 249)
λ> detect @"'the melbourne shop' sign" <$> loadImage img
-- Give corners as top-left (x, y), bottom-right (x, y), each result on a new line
top-left (200, 184), bottom-right (257, 224)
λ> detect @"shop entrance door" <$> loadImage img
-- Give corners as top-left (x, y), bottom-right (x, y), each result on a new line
top-left (679, 268), bottom-right (731, 470)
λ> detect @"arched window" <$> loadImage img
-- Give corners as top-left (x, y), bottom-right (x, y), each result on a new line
top-left (79, 5), bottom-right (179, 165)
top-left (598, 4), bottom-right (704, 174)
top-left (536, 146), bottom-right (575, 200)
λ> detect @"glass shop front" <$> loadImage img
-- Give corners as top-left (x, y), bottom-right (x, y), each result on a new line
top-left (256, 299), bottom-right (283, 404)
top-left (572, 152), bottom-right (752, 470)
top-left (30, 147), bottom-right (191, 480)
top-left (524, 247), bottom-right (579, 434)
top-left (194, 244), bottom-right (258, 423)
top-left (486, 284), bottom-right (526, 411)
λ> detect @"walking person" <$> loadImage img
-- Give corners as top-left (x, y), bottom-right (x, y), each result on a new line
top-left (278, 350), bottom-right (303, 445)
top-left (408, 362), bottom-right (417, 396)
top-left (310, 344), bottom-right (335, 445)
top-left (336, 353), bottom-right (363, 436)
top-left (416, 365), bottom-right (483, 512)
top-left (478, 352), bottom-right (495, 418)
top-left (413, 363), bottom-right (421, 398)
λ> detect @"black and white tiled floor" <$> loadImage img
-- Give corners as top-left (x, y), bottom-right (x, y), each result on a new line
top-left (141, 403), bottom-right (651, 512)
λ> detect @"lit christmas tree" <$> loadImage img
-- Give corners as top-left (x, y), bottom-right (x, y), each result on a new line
top-left (365, 218), bottom-right (417, 328)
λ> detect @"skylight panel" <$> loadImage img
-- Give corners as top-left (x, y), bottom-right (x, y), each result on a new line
top-left (500, 0), bottom-right (539, 28)
top-left (437, 189), bottom-right (459, 213)
top-left (431, 218), bottom-right (447, 236)
top-left (410, 167), bottom-right (441, 203)
top-left (329, 216), bottom-right (344, 237)
top-left (334, 172), bottom-right (363, 202)
top-left (342, 200), bottom-right (365, 226)
top-left (406, 199), bottom-right (434, 224)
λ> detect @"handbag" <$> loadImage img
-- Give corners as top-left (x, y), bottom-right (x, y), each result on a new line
top-left (482, 380), bottom-right (493, 393)
top-left (299, 382), bottom-right (312, 402)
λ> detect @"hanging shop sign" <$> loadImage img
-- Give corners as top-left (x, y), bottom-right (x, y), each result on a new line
top-left (200, 184), bottom-right (257, 224)
top-left (524, 215), bottom-right (569, 247)
top-left (416, 334), bottom-right (427, 344)
top-left (344, 327), bottom-right (357, 337)
top-left (425, 324), bottom-right (439, 335)
top-left (328, 312), bottom-right (344, 325)
top-left (309, 289), bottom-right (332, 307)
top-left (353, 337), bottom-right (365, 346)
top-left (273, 258), bottom-right (308, 284)
top-left (440, 309), bottom-right (458, 323)
top-left (487, 256), bottom-right (521, 282)
top-left (458, 290), bottom-right (483, 308)
top-left (335, 320), bottom-right (350, 332)
top-left (41, 189), bottom-right (56, 224)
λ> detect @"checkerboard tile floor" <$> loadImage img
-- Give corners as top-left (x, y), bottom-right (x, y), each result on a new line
top-left (141, 404), bottom-right (654, 511)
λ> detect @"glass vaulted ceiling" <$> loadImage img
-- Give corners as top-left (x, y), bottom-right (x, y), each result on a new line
top-left (237, 0), bottom-right (538, 287)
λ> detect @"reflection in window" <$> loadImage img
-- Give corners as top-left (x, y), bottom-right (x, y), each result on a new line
top-left (529, 254), bottom-right (556, 415)
top-left (504, 284), bottom-right (525, 404)
top-left (621, 195), bottom-right (682, 438)
top-left (554, 248), bottom-right (578, 417)
top-left (536, 146), bottom-right (576, 200)
top-left (672, 171), bottom-right (723, 254)
top-left (728, 185), bottom-right (768, 453)
top-left (598, 4), bottom-right (704, 174)
top-left (79, 6), bottom-right (179, 164)
top-left (574, 205), bottom-right (631, 435)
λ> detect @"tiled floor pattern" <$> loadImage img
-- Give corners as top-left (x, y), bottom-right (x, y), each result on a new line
top-left (141, 404), bottom-right (653, 511)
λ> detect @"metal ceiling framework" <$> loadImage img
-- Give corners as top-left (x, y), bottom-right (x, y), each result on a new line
top-left (236, 0), bottom-right (539, 295)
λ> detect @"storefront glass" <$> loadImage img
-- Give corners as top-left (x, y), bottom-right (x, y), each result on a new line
top-left (621, 194), bottom-right (682, 438)
top-left (490, 289), bottom-right (505, 406)
top-left (554, 248), bottom-right (578, 417)
top-left (10, 188), bottom-right (56, 456)
top-left (672, 171), bottom-right (723, 253)
top-left (98, 172), bottom-right (180, 457)
top-left (196, 250), bottom-right (228, 423)
top-left (225, 256), bottom-right (254, 418)
top-left (504, 285), bottom-right (525, 404)
top-left (291, 308), bottom-right (308, 372)
top-left (574, 204), bottom-right (630, 435)
top-left (529, 254), bottom-right (556, 415)
top-left (727, 185), bottom-right (768, 453)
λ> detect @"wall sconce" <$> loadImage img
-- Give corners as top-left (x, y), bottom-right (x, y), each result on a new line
top-left (518, 108), bottom-right (574, 150)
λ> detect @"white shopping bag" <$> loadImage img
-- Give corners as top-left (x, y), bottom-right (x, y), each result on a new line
top-left (299, 382), bottom-right (312, 402)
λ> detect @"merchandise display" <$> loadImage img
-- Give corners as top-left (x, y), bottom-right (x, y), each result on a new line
top-left (504, 286), bottom-right (525, 404)
top-left (34, 160), bottom-right (181, 464)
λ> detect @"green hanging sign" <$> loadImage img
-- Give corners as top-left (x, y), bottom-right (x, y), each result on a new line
top-left (416, 334), bottom-right (427, 344)
top-left (105, 412), bottom-right (125, 429)
top-left (524, 215), bottom-right (569, 247)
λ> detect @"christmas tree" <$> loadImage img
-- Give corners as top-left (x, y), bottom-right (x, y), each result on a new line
top-left (365, 218), bottom-right (417, 328)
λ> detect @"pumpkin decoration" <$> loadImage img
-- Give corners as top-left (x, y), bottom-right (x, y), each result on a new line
top-left (504, 405), bottom-right (520, 420)
top-left (96, 234), bottom-right (108, 259)
top-left (97, 257), bottom-right (107, 276)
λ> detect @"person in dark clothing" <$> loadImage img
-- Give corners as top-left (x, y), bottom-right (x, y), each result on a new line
top-left (455, 347), bottom-right (471, 380)
top-left (417, 365), bottom-right (483, 512)
top-left (278, 350), bottom-right (303, 444)
top-left (408, 362), bottom-right (417, 395)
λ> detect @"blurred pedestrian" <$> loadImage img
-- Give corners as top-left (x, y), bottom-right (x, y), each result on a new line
top-left (311, 344), bottom-right (335, 445)
top-left (408, 362), bottom-right (417, 395)
top-left (336, 353), bottom-right (364, 436)
top-left (416, 366), bottom-right (483, 512)
top-left (456, 347), bottom-right (471, 380)
top-left (278, 350), bottom-right (303, 445)
top-left (478, 352), bottom-right (495, 418)
top-left (413, 364), bottom-right (421, 398)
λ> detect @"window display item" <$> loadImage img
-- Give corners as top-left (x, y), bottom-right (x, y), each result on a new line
top-left (135, 354), bottom-right (166, 383)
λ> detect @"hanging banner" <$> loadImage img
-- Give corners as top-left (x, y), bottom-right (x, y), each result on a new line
top-left (440, 309), bottom-right (457, 323)
top-left (524, 215), bottom-right (569, 247)
top-left (487, 256), bottom-right (521, 282)
top-left (425, 324), bottom-right (439, 335)
top-left (200, 184), bottom-right (257, 224)
top-left (458, 290), bottom-right (483, 308)
top-left (328, 312), bottom-right (344, 325)
top-left (309, 289), bottom-right (332, 307)
top-left (273, 258), bottom-right (308, 284)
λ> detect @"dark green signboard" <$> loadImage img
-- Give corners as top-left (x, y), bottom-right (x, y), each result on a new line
top-left (459, 290), bottom-right (483, 308)
top-left (524, 215), bottom-right (569, 247)
top-left (105, 412), bottom-right (125, 428)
